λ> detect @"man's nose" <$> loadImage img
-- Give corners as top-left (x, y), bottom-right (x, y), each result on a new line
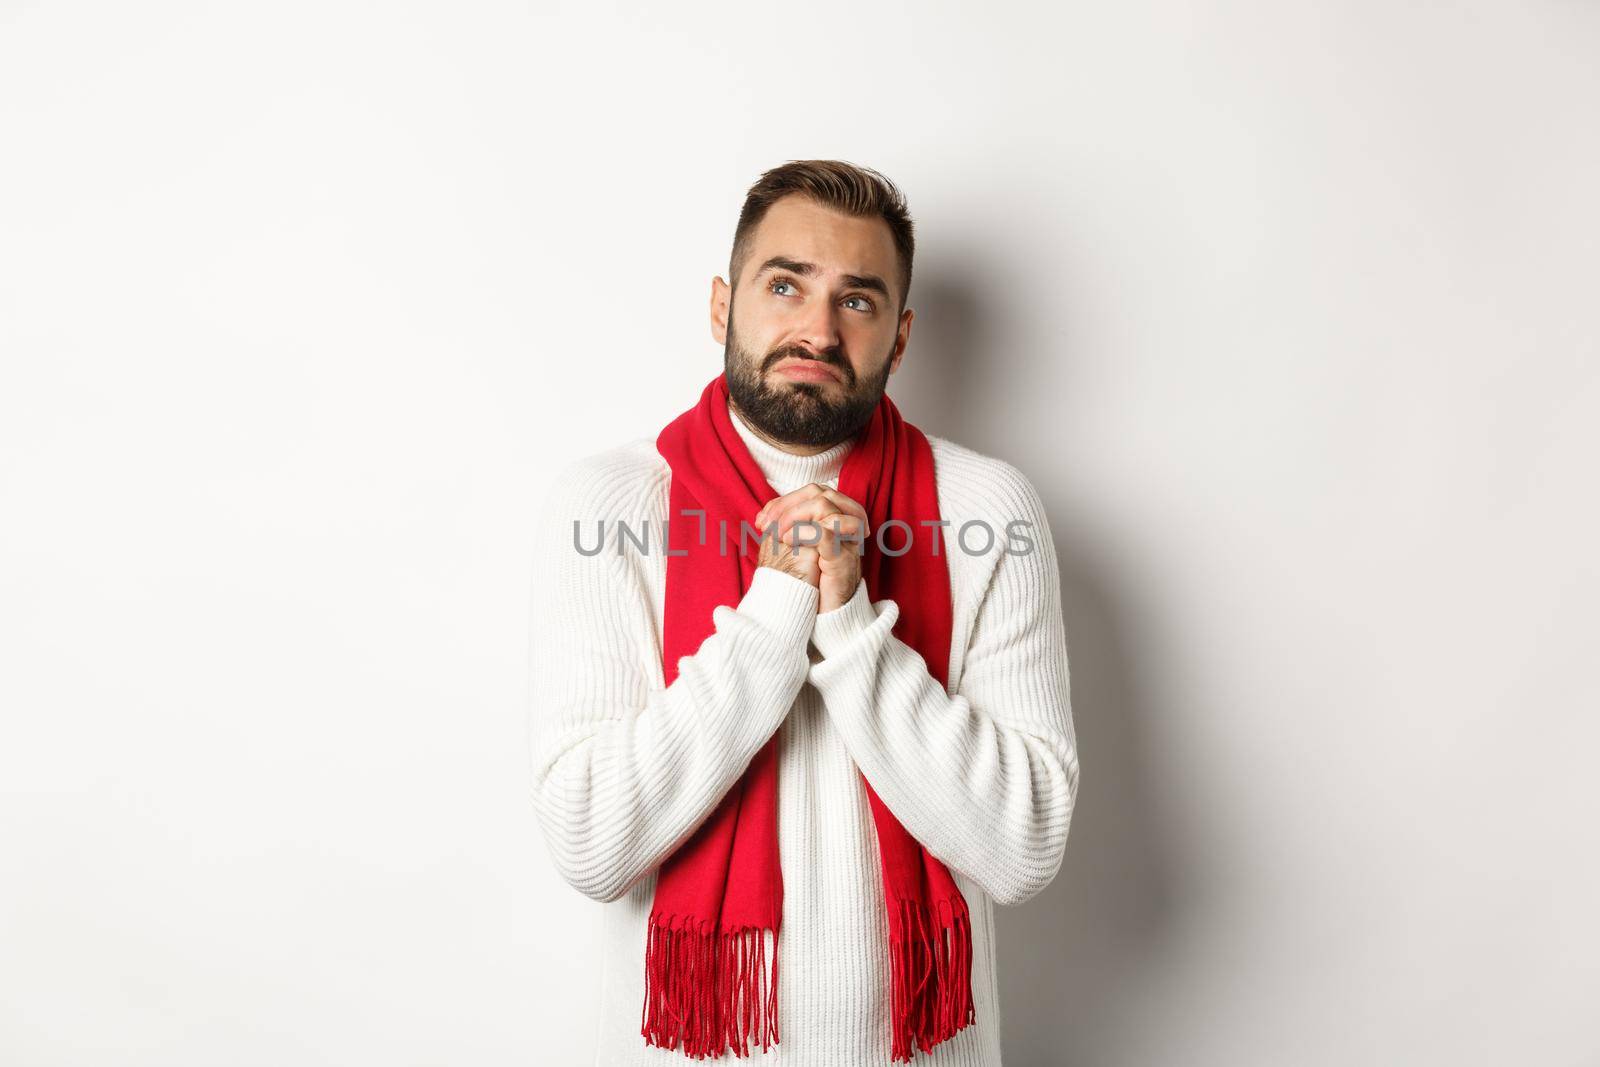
top-left (794, 298), bottom-right (842, 355)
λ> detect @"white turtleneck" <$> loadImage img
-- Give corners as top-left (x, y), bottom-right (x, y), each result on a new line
top-left (527, 398), bottom-right (1079, 1066)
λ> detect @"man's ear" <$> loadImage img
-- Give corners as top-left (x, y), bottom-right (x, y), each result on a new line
top-left (710, 276), bottom-right (731, 345)
top-left (888, 306), bottom-right (914, 374)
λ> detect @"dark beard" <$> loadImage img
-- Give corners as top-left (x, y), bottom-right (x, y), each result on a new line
top-left (723, 316), bottom-right (894, 449)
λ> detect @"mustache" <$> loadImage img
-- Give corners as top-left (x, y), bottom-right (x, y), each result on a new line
top-left (762, 346), bottom-right (856, 386)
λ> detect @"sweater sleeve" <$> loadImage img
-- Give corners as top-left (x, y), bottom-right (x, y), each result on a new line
top-left (806, 462), bottom-right (1079, 907)
top-left (526, 456), bottom-right (819, 904)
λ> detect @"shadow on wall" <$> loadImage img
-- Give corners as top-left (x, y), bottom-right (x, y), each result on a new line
top-left (891, 254), bottom-right (1194, 1065)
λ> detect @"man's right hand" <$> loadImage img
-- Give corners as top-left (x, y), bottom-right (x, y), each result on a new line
top-left (757, 517), bottom-right (821, 588)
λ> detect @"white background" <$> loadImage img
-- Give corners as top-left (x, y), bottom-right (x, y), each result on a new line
top-left (3, 2), bottom-right (1597, 1065)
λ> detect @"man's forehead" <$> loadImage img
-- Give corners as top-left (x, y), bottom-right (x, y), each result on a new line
top-left (744, 196), bottom-right (898, 282)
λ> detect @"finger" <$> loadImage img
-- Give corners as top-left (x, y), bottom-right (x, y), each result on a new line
top-left (757, 486), bottom-right (815, 529)
top-left (816, 524), bottom-right (865, 560)
top-left (775, 500), bottom-right (868, 540)
top-left (778, 517), bottom-right (830, 549)
top-left (762, 483), bottom-right (826, 520)
top-left (814, 511), bottom-right (866, 538)
top-left (815, 487), bottom-right (868, 522)
top-left (765, 497), bottom-right (805, 538)
top-left (781, 512), bottom-right (864, 549)
top-left (776, 510), bottom-right (835, 540)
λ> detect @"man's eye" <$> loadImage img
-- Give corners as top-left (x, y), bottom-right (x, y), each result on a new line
top-left (843, 296), bottom-right (874, 312)
top-left (769, 279), bottom-right (794, 296)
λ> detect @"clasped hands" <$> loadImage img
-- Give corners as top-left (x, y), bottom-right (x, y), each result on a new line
top-left (754, 483), bottom-right (867, 613)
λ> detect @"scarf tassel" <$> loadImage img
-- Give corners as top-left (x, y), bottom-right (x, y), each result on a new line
top-left (642, 913), bottom-right (780, 1059)
top-left (889, 896), bottom-right (975, 1062)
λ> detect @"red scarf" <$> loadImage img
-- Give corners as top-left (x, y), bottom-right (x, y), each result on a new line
top-left (644, 372), bottom-right (974, 1061)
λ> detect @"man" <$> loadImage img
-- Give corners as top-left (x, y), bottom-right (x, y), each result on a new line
top-left (528, 159), bottom-right (1079, 1065)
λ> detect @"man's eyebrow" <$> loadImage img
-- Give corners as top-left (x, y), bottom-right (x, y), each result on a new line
top-left (754, 255), bottom-right (891, 299)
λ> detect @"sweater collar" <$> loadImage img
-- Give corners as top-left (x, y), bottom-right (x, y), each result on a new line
top-left (727, 398), bottom-right (854, 494)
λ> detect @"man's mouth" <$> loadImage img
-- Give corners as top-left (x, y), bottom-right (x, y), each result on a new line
top-left (771, 357), bottom-right (844, 385)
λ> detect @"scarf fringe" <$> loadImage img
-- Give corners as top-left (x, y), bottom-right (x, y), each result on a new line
top-left (889, 896), bottom-right (975, 1062)
top-left (642, 913), bottom-right (780, 1059)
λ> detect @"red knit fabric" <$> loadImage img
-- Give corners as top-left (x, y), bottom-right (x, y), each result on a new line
top-left (644, 372), bottom-right (974, 1061)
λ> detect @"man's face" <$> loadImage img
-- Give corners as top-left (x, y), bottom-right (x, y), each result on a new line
top-left (711, 194), bottom-right (914, 449)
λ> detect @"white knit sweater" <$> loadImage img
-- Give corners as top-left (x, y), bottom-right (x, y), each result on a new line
top-left (527, 400), bottom-right (1080, 1065)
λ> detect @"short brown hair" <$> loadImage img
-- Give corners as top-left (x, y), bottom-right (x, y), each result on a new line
top-left (729, 159), bottom-right (916, 311)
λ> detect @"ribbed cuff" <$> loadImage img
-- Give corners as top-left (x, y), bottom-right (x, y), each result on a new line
top-left (739, 565), bottom-right (820, 650)
top-left (811, 578), bottom-right (878, 658)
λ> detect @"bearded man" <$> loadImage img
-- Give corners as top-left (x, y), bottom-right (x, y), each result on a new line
top-left (528, 159), bottom-right (1080, 1065)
